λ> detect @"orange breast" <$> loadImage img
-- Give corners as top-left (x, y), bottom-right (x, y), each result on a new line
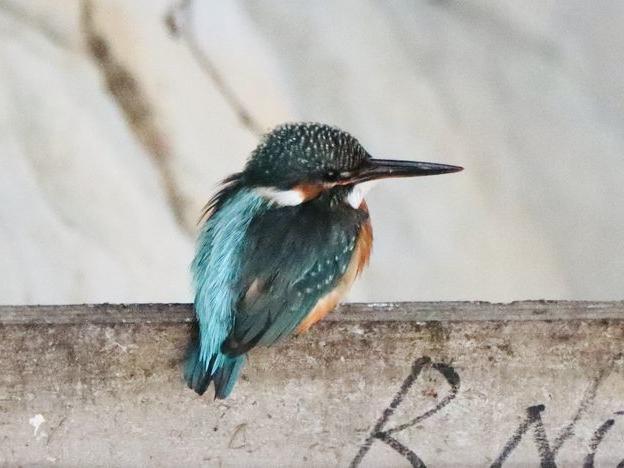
top-left (296, 206), bottom-right (373, 334)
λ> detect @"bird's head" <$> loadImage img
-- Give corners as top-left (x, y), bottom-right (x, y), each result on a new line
top-left (242, 122), bottom-right (462, 208)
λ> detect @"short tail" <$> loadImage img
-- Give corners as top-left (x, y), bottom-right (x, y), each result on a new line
top-left (184, 329), bottom-right (245, 399)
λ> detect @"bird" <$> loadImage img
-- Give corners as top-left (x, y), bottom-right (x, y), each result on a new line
top-left (184, 122), bottom-right (462, 399)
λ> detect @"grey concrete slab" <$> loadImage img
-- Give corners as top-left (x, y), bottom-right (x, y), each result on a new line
top-left (1, 302), bottom-right (623, 467)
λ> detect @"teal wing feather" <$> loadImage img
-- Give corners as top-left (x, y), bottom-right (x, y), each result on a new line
top-left (186, 182), bottom-right (268, 397)
top-left (222, 198), bottom-right (367, 356)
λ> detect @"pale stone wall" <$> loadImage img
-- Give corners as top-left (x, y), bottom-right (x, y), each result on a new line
top-left (1, 1), bottom-right (623, 304)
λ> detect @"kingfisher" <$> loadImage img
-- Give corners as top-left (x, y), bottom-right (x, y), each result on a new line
top-left (184, 122), bottom-right (462, 399)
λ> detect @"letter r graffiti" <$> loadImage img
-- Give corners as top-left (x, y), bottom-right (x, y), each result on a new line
top-left (350, 356), bottom-right (460, 468)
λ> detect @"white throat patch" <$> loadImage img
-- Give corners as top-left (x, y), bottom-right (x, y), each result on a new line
top-left (256, 181), bottom-right (378, 208)
top-left (346, 180), bottom-right (378, 209)
top-left (255, 187), bottom-right (304, 206)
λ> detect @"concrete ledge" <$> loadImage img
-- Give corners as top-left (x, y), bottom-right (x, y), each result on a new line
top-left (3, 300), bottom-right (624, 324)
top-left (1, 302), bottom-right (623, 466)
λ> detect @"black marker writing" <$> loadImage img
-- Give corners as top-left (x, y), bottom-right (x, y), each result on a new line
top-left (350, 356), bottom-right (460, 468)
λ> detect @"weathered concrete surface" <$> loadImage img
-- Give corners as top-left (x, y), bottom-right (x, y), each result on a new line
top-left (1, 302), bottom-right (623, 467)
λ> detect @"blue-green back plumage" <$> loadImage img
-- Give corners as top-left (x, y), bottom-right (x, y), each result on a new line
top-left (192, 188), bottom-right (268, 365)
top-left (185, 182), bottom-right (367, 398)
top-left (185, 184), bottom-right (269, 398)
top-left (224, 191), bottom-right (366, 355)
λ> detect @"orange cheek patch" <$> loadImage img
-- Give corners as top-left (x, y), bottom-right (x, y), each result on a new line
top-left (293, 183), bottom-right (325, 202)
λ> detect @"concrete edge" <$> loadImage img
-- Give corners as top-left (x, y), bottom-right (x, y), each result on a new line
top-left (1, 301), bottom-right (623, 325)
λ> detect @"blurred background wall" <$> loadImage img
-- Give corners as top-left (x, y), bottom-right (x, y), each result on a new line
top-left (1, 0), bottom-right (622, 305)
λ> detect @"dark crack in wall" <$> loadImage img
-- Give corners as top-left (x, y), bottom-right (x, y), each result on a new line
top-left (80, 0), bottom-right (192, 234)
top-left (165, 0), bottom-right (264, 137)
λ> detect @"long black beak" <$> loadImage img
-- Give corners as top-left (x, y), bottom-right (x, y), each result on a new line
top-left (343, 158), bottom-right (463, 184)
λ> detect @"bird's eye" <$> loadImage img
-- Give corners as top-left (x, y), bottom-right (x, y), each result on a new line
top-left (325, 170), bottom-right (340, 181)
